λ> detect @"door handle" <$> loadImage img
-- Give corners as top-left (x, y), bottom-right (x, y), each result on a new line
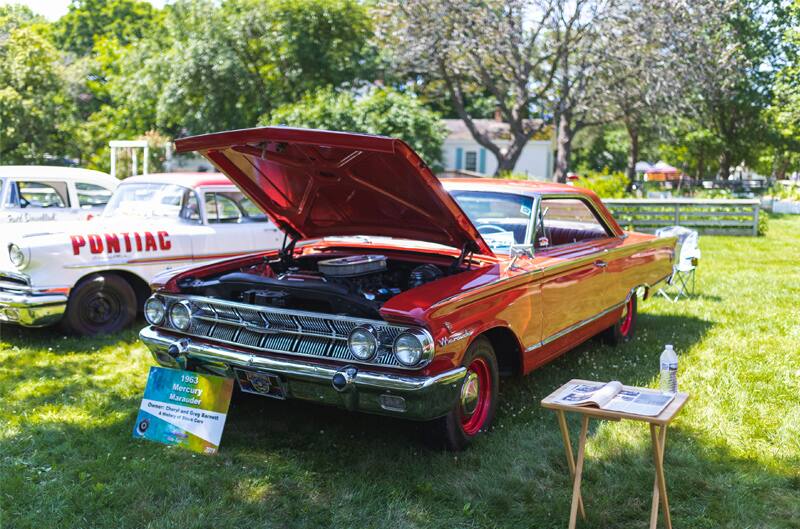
top-left (594, 260), bottom-right (608, 268)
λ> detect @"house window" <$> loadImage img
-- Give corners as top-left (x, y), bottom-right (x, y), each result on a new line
top-left (465, 151), bottom-right (478, 171)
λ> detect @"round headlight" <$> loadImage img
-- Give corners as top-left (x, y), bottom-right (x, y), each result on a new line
top-left (8, 244), bottom-right (27, 269)
top-left (348, 325), bottom-right (379, 360)
top-left (144, 297), bottom-right (166, 325)
top-left (169, 300), bottom-right (192, 330)
top-left (393, 329), bottom-right (434, 367)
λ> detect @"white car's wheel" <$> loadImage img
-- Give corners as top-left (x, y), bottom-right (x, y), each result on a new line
top-left (62, 274), bottom-right (137, 336)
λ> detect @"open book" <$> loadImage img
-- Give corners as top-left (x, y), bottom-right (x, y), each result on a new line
top-left (553, 381), bottom-right (674, 417)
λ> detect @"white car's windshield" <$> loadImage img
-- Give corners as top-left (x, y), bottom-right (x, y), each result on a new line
top-left (449, 190), bottom-right (534, 253)
top-left (103, 183), bottom-right (197, 219)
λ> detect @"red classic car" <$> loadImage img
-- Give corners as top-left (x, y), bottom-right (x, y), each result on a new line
top-left (139, 127), bottom-right (675, 450)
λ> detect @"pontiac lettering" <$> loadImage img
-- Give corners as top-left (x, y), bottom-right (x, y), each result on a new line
top-left (70, 231), bottom-right (171, 255)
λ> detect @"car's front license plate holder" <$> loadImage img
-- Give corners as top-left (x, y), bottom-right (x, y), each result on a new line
top-left (234, 368), bottom-right (287, 400)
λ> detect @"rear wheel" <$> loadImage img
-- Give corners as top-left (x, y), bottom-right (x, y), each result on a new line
top-left (62, 274), bottom-right (137, 336)
top-left (428, 337), bottom-right (498, 451)
top-left (603, 295), bottom-right (637, 345)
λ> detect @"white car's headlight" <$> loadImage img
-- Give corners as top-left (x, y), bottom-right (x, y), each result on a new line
top-left (348, 325), bottom-right (379, 360)
top-left (8, 244), bottom-right (27, 269)
top-left (393, 329), bottom-right (434, 367)
top-left (169, 300), bottom-right (193, 331)
top-left (144, 296), bottom-right (166, 325)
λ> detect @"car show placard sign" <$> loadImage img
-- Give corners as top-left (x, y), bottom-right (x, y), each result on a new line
top-left (133, 367), bottom-right (234, 454)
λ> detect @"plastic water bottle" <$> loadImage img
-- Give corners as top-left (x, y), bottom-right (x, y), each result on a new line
top-left (659, 345), bottom-right (678, 394)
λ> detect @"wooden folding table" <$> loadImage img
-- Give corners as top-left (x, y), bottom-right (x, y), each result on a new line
top-left (541, 379), bottom-right (689, 529)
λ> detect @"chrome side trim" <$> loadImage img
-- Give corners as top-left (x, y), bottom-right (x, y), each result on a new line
top-left (524, 301), bottom-right (625, 352)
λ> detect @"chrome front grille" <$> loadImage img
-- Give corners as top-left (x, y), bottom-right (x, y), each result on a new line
top-left (158, 295), bottom-right (413, 368)
top-left (0, 271), bottom-right (31, 292)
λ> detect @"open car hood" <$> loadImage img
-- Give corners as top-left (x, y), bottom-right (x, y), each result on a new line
top-left (174, 127), bottom-right (493, 256)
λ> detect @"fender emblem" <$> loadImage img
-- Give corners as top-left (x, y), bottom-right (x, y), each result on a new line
top-left (437, 328), bottom-right (474, 347)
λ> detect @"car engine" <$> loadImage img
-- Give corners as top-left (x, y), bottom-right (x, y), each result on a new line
top-left (177, 254), bottom-right (446, 319)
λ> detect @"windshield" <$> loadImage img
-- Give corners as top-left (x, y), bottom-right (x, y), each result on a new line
top-left (103, 183), bottom-right (197, 219)
top-left (449, 190), bottom-right (534, 253)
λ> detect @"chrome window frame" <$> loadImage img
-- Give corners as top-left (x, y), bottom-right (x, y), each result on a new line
top-left (530, 193), bottom-right (617, 253)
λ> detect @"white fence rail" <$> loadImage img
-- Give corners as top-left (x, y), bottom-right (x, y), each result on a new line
top-left (603, 199), bottom-right (760, 236)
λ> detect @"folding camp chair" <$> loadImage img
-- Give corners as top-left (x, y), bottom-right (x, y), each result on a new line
top-left (654, 226), bottom-right (700, 302)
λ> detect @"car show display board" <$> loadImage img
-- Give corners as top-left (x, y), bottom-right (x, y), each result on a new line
top-left (133, 367), bottom-right (234, 455)
top-left (542, 379), bottom-right (689, 529)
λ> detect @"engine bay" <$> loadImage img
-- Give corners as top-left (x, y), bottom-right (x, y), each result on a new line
top-left (176, 253), bottom-right (454, 319)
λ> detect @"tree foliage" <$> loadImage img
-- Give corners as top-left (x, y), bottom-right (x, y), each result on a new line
top-left (55, 0), bottom-right (163, 55)
top-left (0, 23), bottom-right (75, 163)
top-left (2, 0), bottom-right (799, 183)
top-left (383, 0), bottom-right (558, 175)
top-left (265, 88), bottom-right (447, 170)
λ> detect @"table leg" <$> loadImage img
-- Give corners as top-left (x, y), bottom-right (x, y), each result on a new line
top-left (568, 415), bottom-right (590, 529)
top-left (650, 424), bottom-right (672, 529)
top-left (556, 411), bottom-right (586, 521)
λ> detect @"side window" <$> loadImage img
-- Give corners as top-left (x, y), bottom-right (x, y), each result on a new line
top-left (76, 182), bottom-right (114, 208)
top-left (9, 181), bottom-right (70, 209)
top-left (179, 190), bottom-right (201, 222)
top-left (535, 198), bottom-right (611, 248)
top-left (239, 197), bottom-right (268, 222)
top-left (205, 193), bottom-right (242, 223)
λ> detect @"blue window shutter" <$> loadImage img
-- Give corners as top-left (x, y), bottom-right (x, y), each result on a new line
top-left (479, 148), bottom-right (486, 173)
top-left (455, 147), bottom-right (463, 170)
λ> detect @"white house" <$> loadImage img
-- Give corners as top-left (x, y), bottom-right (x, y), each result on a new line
top-left (440, 119), bottom-right (553, 180)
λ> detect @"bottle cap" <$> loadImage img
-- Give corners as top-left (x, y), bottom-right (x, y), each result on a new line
top-left (666, 344), bottom-right (673, 349)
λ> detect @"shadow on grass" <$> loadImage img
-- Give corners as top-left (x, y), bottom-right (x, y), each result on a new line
top-left (4, 311), bottom-right (797, 528)
top-left (0, 318), bottom-right (144, 352)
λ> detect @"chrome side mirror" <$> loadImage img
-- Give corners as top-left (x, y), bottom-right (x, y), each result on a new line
top-left (509, 244), bottom-right (534, 270)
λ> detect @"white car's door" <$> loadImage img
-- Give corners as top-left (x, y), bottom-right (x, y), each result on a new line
top-left (191, 188), bottom-right (283, 263)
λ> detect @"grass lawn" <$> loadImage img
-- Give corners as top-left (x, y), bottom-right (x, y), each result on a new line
top-left (1, 215), bottom-right (799, 529)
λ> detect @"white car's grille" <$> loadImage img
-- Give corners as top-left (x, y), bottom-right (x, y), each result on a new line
top-left (157, 295), bottom-right (414, 368)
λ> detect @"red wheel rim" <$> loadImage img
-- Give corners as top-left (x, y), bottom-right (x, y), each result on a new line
top-left (460, 357), bottom-right (491, 436)
top-left (620, 297), bottom-right (634, 336)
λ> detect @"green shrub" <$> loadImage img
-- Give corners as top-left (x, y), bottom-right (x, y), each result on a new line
top-left (497, 172), bottom-right (529, 180)
top-left (691, 188), bottom-right (735, 199)
top-left (758, 211), bottom-right (769, 236)
top-left (572, 169), bottom-right (632, 198)
top-left (769, 183), bottom-right (800, 201)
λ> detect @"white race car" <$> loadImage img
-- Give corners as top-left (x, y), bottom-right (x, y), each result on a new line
top-left (0, 173), bottom-right (284, 335)
top-left (0, 165), bottom-right (118, 223)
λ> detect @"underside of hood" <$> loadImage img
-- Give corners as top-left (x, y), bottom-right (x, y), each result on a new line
top-left (174, 127), bottom-right (493, 256)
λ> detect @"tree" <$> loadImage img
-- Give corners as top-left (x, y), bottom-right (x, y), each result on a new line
top-left (265, 88), bottom-right (447, 170)
top-left (0, 4), bottom-right (44, 34)
top-left (55, 0), bottom-right (163, 55)
top-left (587, 0), bottom-right (688, 184)
top-left (383, 0), bottom-right (558, 176)
top-left (0, 25), bottom-right (76, 163)
top-left (548, 0), bottom-right (622, 182)
top-left (671, 0), bottom-right (779, 179)
top-left (766, 0), bottom-right (800, 178)
top-left (150, 0), bottom-right (376, 135)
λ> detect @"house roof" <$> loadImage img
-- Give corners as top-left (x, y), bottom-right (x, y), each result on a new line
top-left (442, 118), bottom-right (548, 142)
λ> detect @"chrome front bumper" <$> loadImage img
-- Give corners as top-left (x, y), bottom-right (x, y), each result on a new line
top-left (139, 326), bottom-right (467, 421)
top-left (0, 289), bottom-right (67, 327)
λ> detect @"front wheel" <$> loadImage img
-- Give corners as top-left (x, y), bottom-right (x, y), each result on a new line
top-left (62, 273), bottom-right (137, 336)
top-left (603, 295), bottom-right (637, 345)
top-left (428, 337), bottom-right (498, 451)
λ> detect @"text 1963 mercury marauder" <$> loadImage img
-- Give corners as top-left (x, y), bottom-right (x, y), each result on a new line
top-left (139, 127), bottom-right (676, 449)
